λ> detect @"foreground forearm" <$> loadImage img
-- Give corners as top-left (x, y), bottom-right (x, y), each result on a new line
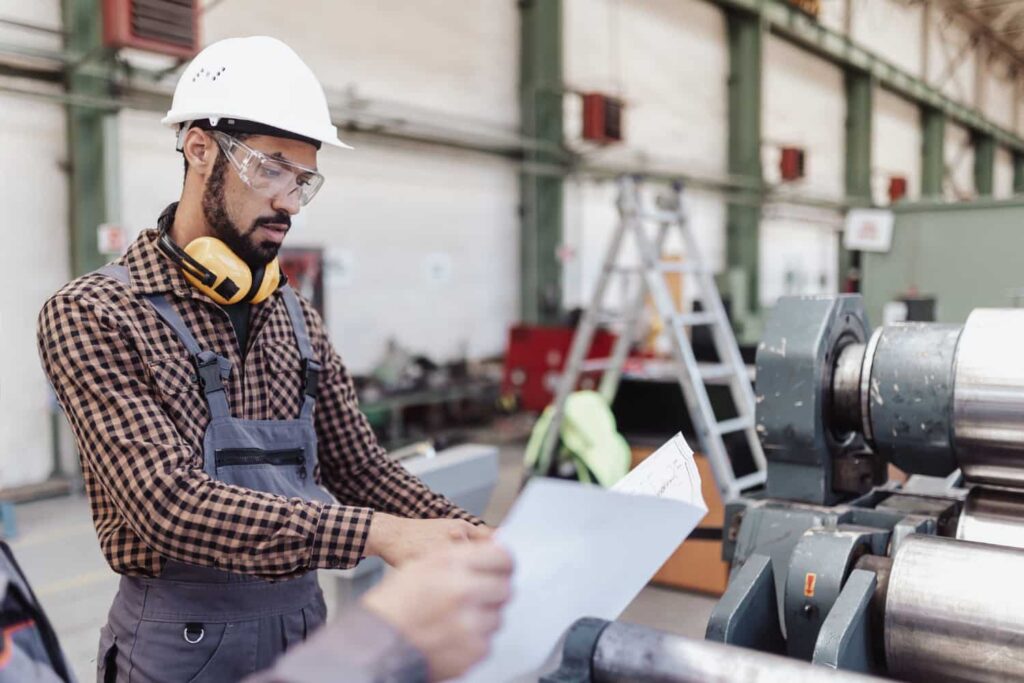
top-left (244, 606), bottom-right (427, 683)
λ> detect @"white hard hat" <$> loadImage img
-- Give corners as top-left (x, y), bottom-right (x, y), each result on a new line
top-left (162, 36), bottom-right (351, 150)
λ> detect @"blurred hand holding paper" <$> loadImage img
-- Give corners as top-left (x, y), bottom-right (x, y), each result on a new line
top-left (458, 433), bottom-right (707, 682)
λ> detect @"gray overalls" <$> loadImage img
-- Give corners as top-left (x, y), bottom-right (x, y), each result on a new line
top-left (96, 265), bottom-right (334, 683)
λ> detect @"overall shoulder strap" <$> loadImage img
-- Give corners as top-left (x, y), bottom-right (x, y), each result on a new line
top-left (280, 286), bottom-right (320, 419)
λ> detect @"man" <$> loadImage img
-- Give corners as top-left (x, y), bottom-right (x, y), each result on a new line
top-left (37, 35), bottom-right (489, 681)
top-left (0, 539), bottom-right (513, 683)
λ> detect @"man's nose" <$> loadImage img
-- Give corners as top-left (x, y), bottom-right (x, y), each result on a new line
top-left (271, 187), bottom-right (302, 216)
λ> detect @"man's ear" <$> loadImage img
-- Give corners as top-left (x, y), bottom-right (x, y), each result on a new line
top-left (183, 129), bottom-right (216, 175)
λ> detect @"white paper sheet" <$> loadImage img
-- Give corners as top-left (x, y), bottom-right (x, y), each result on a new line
top-left (457, 433), bottom-right (707, 682)
top-left (613, 432), bottom-right (708, 510)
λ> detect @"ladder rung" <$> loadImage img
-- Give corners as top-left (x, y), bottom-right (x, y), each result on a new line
top-left (674, 311), bottom-right (717, 326)
top-left (580, 358), bottom-right (613, 372)
top-left (593, 310), bottom-right (626, 324)
top-left (699, 363), bottom-right (735, 381)
top-left (643, 209), bottom-right (680, 223)
top-left (715, 416), bottom-right (754, 435)
top-left (734, 471), bottom-right (766, 491)
top-left (657, 262), bottom-right (704, 274)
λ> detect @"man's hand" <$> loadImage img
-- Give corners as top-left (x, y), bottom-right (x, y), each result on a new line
top-left (365, 513), bottom-right (492, 567)
top-left (362, 541), bottom-right (513, 682)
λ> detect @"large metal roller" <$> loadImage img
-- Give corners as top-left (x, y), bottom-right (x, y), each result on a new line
top-left (824, 308), bottom-right (1024, 483)
top-left (954, 309), bottom-right (1024, 487)
top-left (956, 486), bottom-right (1024, 549)
top-left (885, 535), bottom-right (1024, 682)
top-left (588, 621), bottom-right (883, 683)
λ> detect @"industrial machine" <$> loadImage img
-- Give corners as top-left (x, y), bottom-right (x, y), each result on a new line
top-left (544, 294), bottom-right (1024, 682)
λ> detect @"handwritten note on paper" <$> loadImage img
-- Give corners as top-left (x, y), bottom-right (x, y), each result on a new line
top-left (613, 432), bottom-right (707, 510)
top-left (457, 433), bottom-right (707, 683)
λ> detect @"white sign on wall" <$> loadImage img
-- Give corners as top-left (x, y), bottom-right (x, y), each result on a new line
top-left (843, 209), bottom-right (895, 252)
top-left (97, 223), bottom-right (127, 255)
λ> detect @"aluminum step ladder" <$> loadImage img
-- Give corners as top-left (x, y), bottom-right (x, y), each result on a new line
top-left (534, 177), bottom-right (766, 500)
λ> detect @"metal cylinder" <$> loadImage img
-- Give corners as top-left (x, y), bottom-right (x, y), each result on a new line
top-left (865, 323), bottom-right (962, 476)
top-left (832, 342), bottom-right (866, 434)
top-left (956, 486), bottom-right (1024, 549)
top-left (591, 621), bottom-right (884, 683)
top-left (885, 535), bottom-right (1024, 682)
top-left (954, 309), bottom-right (1024, 487)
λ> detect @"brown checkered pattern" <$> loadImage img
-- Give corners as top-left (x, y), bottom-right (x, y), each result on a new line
top-left (37, 229), bottom-right (477, 579)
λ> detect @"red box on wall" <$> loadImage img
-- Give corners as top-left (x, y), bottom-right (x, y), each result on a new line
top-left (779, 147), bottom-right (805, 181)
top-left (103, 0), bottom-right (200, 59)
top-left (888, 176), bottom-right (908, 202)
top-left (582, 93), bottom-right (624, 144)
top-left (502, 325), bottom-right (617, 412)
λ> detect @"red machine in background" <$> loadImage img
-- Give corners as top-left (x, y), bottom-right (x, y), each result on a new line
top-left (501, 324), bottom-right (618, 412)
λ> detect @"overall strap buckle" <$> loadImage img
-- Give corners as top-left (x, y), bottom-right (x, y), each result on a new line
top-left (301, 358), bottom-right (321, 399)
top-left (194, 352), bottom-right (224, 395)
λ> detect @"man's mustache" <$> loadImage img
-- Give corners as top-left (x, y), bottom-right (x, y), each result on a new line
top-left (250, 213), bottom-right (292, 232)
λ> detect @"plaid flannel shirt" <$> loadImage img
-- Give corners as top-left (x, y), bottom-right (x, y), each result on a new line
top-left (37, 227), bottom-right (477, 579)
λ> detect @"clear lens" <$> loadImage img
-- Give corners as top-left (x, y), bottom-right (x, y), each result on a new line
top-left (211, 131), bottom-right (324, 206)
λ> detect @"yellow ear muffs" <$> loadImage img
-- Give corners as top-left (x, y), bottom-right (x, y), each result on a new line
top-left (181, 237), bottom-right (253, 305)
top-left (158, 229), bottom-right (283, 305)
top-left (248, 259), bottom-right (281, 304)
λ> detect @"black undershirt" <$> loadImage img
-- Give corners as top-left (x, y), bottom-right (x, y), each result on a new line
top-left (222, 302), bottom-right (251, 355)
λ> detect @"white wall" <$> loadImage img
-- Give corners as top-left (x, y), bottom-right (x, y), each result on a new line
top-left (760, 35), bottom-right (844, 306)
top-left (995, 146), bottom-right (1014, 198)
top-left (0, 92), bottom-right (68, 487)
top-left (983, 55), bottom-right (1016, 132)
top-left (927, 14), bottom-right (977, 105)
top-left (874, 88), bottom-right (922, 204)
top-left (203, 0), bottom-right (519, 129)
top-left (562, 0), bottom-right (728, 314)
top-left (945, 120), bottom-right (975, 199)
top-left (851, 0), bottom-right (923, 78)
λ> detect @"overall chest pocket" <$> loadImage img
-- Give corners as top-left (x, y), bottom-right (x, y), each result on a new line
top-left (213, 447), bottom-right (311, 498)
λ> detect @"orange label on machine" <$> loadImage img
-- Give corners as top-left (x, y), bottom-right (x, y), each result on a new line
top-left (804, 572), bottom-right (817, 597)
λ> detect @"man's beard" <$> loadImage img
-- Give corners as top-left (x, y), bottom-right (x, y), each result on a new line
top-left (202, 155), bottom-right (291, 268)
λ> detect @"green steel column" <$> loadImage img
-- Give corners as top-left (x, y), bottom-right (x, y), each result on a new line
top-left (519, 0), bottom-right (564, 324)
top-left (921, 107), bottom-right (946, 199)
top-left (973, 133), bottom-right (995, 197)
top-left (840, 69), bottom-right (873, 292)
top-left (1014, 152), bottom-right (1024, 194)
top-left (63, 0), bottom-right (117, 276)
top-left (726, 9), bottom-right (763, 325)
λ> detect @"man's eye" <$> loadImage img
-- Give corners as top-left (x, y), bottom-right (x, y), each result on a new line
top-left (259, 166), bottom-right (283, 179)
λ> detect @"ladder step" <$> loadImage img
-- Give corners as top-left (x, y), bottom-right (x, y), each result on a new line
top-left (656, 262), bottom-right (705, 274)
top-left (674, 311), bottom-right (717, 326)
top-left (607, 265), bottom-right (644, 275)
top-left (734, 471), bottom-right (767, 491)
top-left (579, 358), bottom-right (613, 372)
top-left (715, 416), bottom-right (754, 434)
top-left (699, 363), bottom-right (735, 381)
top-left (643, 209), bottom-right (681, 223)
top-left (594, 310), bottom-right (626, 324)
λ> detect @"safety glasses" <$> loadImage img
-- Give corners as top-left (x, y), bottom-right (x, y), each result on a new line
top-left (210, 131), bottom-right (325, 206)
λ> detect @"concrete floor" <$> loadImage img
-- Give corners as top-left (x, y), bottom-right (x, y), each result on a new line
top-left (12, 432), bottom-right (716, 682)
